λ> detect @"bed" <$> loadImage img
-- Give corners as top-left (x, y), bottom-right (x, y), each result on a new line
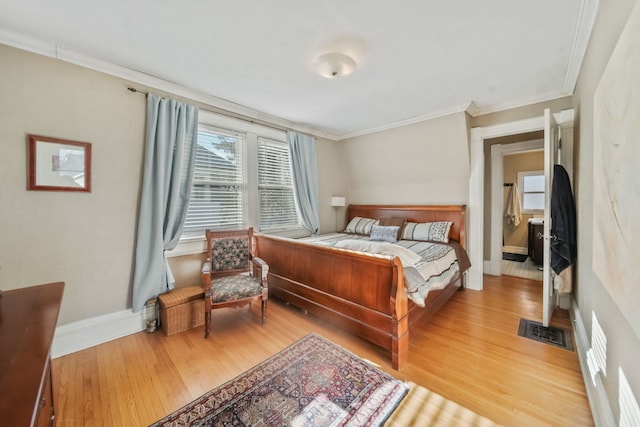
top-left (253, 204), bottom-right (469, 370)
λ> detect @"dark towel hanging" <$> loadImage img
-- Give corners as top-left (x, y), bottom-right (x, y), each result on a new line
top-left (550, 164), bottom-right (576, 275)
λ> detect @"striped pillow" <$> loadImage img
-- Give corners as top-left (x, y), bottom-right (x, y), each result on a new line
top-left (401, 221), bottom-right (453, 243)
top-left (344, 217), bottom-right (379, 235)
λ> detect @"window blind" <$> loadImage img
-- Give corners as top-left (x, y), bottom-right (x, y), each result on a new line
top-left (183, 128), bottom-right (246, 234)
top-left (257, 138), bottom-right (299, 230)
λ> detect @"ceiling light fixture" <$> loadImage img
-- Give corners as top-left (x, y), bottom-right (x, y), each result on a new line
top-left (314, 52), bottom-right (357, 79)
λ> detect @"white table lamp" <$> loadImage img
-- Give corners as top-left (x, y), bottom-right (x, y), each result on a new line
top-left (331, 197), bottom-right (346, 231)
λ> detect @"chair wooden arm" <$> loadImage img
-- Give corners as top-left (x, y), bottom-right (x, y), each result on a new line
top-left (202, 258), bottom-right (212, 293)
top-left (251, 257), bottom-right (269, 283)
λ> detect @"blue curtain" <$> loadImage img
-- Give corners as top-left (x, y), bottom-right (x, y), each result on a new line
top-left (132, 93), bottom-right (199, 312)
top-left (287, 131), bottom-right (320, 234)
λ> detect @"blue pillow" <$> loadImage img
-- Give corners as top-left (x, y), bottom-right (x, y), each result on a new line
top-left (369, 225), bottom-right (400, 243)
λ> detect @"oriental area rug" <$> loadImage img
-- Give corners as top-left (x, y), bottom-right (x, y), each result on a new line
top-left (150, 333), bottom-right (408, 426)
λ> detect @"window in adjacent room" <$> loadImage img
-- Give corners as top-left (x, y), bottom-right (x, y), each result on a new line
top-left (519, 170), bottom-right (545, 213)
top-left (183, 126), bottom-right (247, 236)
top-left (257, 137), bottom-right (299, 231)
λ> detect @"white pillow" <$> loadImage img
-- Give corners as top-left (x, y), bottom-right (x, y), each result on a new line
top-left (401, 221), bottom-right (453, 243)
top-left (335, 239), bottom-right (422, 267)
top-left (369, 225), bottom-right (400, 243)
top-left (344, 217), bottom-right (379, 235)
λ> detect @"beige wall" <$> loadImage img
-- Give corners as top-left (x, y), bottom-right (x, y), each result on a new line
top-left (502, 151), bottom-right (543, 248)
top-left (573, 0), bottom-right (640, 421)
top-left (0, 44), bottom-right (146, 324)
top-left (341, 112), bottom-right (470, 205)
top-left (0, 44), bottom-right (350, 325)
top-left (167, 254), bottom-right (203, 289)
top-left (316, 138), bottom-right (350, 232)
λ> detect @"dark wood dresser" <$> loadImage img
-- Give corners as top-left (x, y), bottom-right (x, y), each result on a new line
top-left (0, 282), bottom-right (64, 427)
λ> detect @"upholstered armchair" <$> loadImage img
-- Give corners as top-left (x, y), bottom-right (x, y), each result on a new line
top-left (201, 228), bottom-right (268, 338)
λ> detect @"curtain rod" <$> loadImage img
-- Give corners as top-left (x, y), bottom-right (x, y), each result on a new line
top-left (127, 86), bottom-right (289, 134)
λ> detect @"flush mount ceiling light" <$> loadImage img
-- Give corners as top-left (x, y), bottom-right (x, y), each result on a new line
top-left (314, 52), bottom-right (357, 79)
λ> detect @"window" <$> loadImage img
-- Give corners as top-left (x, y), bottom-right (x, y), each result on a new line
top-left (257, 138), bottom-right (299, 231)
top-left (183, 126), bottom-right (246, 236)
top-left (180, 110), bottom-right (301, 240)
top-left (519, 170), bottom-right (545, 212)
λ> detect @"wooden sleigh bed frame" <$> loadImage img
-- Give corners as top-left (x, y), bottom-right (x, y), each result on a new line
top-left (254, 204), bottom-right (467, 370)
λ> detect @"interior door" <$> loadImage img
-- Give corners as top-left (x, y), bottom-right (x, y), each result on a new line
top-left (542, 108), bottom-right (558, 326)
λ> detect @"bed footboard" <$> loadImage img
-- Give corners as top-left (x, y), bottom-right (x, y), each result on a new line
top-left (254, 234), bottom-right (410, 369)
top-left (254, 204), bottom-right (467, 370)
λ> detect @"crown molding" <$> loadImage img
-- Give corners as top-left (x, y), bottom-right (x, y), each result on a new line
top-left (1, 2), bottom-right (594, 143)
top-left (464, 100), bottom-right (480, 117)
top-left (473, 92), bottom-right (572, 117)
top-left (0, 28), bottom-right (56, 57)
top-left (337, 100), bottom-right (477, 140)
top-left (563, 0), bottom-right (600, 93)
top-left (0, 29), bottom-right (339, 141)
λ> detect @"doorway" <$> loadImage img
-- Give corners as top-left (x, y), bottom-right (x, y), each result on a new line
top-left (501, 146), bottom-right (544, 280)
top-left (466, 109), bottom-right (574, 292)
top-left (491, 137), bottom-right (544, 281)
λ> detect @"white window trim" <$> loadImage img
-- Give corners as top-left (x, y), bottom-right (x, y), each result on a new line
top-left (171, 110), bottom-right (306, 255)
top-left (166, 237), bottom-right (206, 257)
top-left (518, 170), bottom-right (545, 214)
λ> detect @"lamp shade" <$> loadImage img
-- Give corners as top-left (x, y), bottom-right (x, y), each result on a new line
top-left (331, 196), bottom-right (346, 207)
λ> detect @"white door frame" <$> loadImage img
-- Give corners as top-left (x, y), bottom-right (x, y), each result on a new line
top-left (542, 108), bottom-right (559, 326)
top-left (467, 110), bottom-right (573, 291)
top-left (468, 117), bottom-right (543, 290)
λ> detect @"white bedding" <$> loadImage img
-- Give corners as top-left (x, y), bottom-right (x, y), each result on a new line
top-left (299, 233), bottom-right (461, 306)
top-left (334, 239), bottom-right (422, 267)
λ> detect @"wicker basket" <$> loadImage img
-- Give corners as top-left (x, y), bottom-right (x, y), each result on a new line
top-left (158, 285), bottom-right (205, 336)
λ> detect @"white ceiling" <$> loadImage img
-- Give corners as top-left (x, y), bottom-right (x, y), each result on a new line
top-left (0, 1), bottom-right (596, 140)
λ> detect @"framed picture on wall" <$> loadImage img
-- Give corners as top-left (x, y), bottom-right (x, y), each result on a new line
top-left (27, 134), bottom-right (92, 192)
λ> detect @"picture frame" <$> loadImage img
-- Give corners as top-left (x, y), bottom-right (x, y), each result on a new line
top-left (27, 134), bottom-right (92, 192)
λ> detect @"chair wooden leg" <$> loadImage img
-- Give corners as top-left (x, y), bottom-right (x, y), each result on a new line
top-left (261, 299), bottom-right (267, 324)
top-left (204, 310), bottom-right (211, 338)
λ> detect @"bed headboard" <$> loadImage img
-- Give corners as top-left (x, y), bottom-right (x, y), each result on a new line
top-left (346, 204), bottom-right (466, 248)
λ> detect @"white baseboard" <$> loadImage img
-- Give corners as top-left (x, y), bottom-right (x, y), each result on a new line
top-left (570, 297), bottom-right (616, 426)
top-left (484, 260), bottom-right (501, 276)
top-left (502, 245), bottom-right (527, 255)
top-left (52, 309), bottom-right (146, 358)
top-left (466, 267), bottom-right (483, 291)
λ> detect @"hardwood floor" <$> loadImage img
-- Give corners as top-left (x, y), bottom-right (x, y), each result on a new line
top-left (52, 275), bottom-right (592, 426)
